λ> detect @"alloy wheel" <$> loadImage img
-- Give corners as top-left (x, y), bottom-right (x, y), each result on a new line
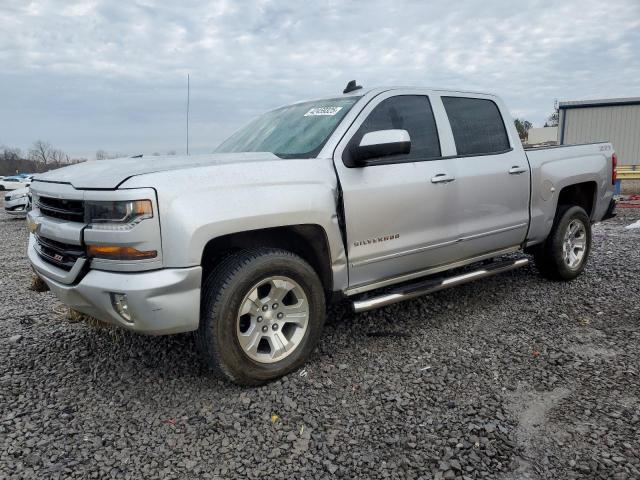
top-left (562, 219), bottom-right (587, 269)
top-left (236, 276), bottom-right (309, 363)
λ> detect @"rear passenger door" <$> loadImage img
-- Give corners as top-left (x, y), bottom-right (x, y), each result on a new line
top-left (441, 95), bottom-right (530, 257)
top-left (334, 91), bottom-right (462, 289)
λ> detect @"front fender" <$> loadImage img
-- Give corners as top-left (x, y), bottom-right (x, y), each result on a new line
top-left (120, 158), bottom-right (348, 290)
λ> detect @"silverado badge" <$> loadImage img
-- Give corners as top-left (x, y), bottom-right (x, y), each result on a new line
top-left (353, 234), bottom-right (399, 247)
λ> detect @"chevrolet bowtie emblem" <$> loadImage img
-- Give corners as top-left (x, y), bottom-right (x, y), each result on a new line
top-left (27, 217), bottom-right (40, 234)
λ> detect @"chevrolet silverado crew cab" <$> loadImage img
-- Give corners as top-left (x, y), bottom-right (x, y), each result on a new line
top-left (27, 82), bottom-right (617, 385)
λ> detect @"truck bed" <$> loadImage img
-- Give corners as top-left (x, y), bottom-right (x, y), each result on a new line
top-left (524, 141), bottom-right (615, 246)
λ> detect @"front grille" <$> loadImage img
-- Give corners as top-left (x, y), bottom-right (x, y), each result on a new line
top-left (37, 196), bottom-right (84, 222)
top-left (35, 235), bottom-right (84, 271)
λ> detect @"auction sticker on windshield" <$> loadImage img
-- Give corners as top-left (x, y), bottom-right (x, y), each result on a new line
top-left (304, 106), bottom-right (343, 116)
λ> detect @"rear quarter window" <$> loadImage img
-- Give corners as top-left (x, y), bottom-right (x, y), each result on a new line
top-left (442, 97), bottom-right (511, 156)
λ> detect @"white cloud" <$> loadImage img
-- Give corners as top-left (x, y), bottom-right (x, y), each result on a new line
top-left (0, 0), bottom-right (639, 158)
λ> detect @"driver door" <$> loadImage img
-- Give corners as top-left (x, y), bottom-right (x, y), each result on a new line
top-left (333, 91), bottom-right (462, 290)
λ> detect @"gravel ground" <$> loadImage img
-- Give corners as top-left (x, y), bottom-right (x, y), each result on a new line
top-left (1, 201), bottom-right (639, 480)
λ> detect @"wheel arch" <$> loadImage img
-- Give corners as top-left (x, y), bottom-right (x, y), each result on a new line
top-left (200, 224), bottom-right (334, 292)
top-left (556, 181), bottom-right (598, 219)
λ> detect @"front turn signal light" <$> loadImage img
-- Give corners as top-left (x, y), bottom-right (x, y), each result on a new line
top-left (87, 245), bottom-right (157, 260)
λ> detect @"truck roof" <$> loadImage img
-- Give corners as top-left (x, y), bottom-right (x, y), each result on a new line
top-left (347, 86), bottom-right (498, 97)
top-left (292, 85), bottom-right (501, 109)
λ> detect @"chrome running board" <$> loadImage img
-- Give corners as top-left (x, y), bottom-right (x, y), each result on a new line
top-left (351, 258), bottom-right (529, 313)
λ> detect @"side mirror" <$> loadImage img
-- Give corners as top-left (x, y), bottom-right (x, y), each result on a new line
top-left (351, 129), bottom-right (411, 165)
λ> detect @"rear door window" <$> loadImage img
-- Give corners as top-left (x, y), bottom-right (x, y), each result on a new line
top-left (442, 97), bottom-right (510, 156)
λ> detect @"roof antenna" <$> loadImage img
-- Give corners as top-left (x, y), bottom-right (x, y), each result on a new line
top-left (343, 80), bottom-right (362, 94)
top-left (186, 73), bottom-right (190, 155)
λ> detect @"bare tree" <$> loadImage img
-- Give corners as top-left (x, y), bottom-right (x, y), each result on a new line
top-left (0, 145), bottom-right (38, 176)
top-left (1, 146), bottom-right (22, 162)
top-left (51, 149), bottom-right (70, 166)
top-left (29, 140), bottom-right (53, 168)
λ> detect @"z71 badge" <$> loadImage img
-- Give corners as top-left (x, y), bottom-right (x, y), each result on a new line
top-left (353, 234), bottom-right (399, 247)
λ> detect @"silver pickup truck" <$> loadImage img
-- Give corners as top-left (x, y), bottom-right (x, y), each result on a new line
top-left (27, 83), bottom-right (617, 384)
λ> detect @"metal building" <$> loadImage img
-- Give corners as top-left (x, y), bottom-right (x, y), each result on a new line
top-left (527, 126), bottom-right (558, 146)
top-left (558, 97), bottom-right (640, 166)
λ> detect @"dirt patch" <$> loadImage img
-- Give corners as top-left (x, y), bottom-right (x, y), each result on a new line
top-left (504, 386), bottom-right (572, 478)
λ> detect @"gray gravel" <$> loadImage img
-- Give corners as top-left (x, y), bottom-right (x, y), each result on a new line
top-left (1, 200), bottom-right (639, 479)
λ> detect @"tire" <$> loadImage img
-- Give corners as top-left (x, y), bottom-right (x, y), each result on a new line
top-left (196, 248), bottom-right (326, 385)
top-left (533, 205), bottom-right (592, 281)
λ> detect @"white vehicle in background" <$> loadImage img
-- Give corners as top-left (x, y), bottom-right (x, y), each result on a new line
top-left (0, 176), bottom-right (30, 191)
top-left (4, 186), bottom-right (31, 217)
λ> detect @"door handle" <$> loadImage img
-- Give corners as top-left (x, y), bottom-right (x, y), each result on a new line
top-left (431, 173), bottom-right (455, 184)
top-left (509, 166), bottom-right (527, 175)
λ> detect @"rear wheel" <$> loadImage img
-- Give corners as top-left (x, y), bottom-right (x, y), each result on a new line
top-left (533, 205), bottom-right (592, 280)
top-left (196, 248), bottom-right (325, 385)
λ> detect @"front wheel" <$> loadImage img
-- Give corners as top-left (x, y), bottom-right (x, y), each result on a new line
top-left (196, 248), bottom-right (326, 385)
top-left (533, 205), bottom-right (592, 280)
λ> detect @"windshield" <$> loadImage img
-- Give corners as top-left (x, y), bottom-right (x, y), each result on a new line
top-left (216, 97), bottom-right (360, 158)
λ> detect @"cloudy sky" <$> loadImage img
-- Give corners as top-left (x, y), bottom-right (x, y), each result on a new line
top-left (1, 0), bottom-right (639, 159)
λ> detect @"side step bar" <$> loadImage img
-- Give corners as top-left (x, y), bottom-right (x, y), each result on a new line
top-left (352, 258), bottom-right (529, 313)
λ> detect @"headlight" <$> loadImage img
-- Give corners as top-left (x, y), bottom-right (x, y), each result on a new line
top-left (85, 200), bottom-right (153, 231)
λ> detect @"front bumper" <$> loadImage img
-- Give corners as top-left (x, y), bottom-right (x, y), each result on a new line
top-left (4, 197), bottom-right (29, 217)
top-left (28, 238), bottom-right (202, 335)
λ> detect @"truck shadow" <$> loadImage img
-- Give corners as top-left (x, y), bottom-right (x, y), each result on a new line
top-left (24, 262), bottom-right (536, 397)
top-left (313, 263), bottom-right (537, 368)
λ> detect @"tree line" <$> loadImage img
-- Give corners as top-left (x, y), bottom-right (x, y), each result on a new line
top-left (0, 141), bottom-right (87, 176)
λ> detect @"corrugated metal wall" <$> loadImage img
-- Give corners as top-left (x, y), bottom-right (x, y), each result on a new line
top-left (559, 104), bottom-right (640, 165)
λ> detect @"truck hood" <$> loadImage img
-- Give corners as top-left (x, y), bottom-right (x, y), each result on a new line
top-left (33, 152), bottom-right (281, 189)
